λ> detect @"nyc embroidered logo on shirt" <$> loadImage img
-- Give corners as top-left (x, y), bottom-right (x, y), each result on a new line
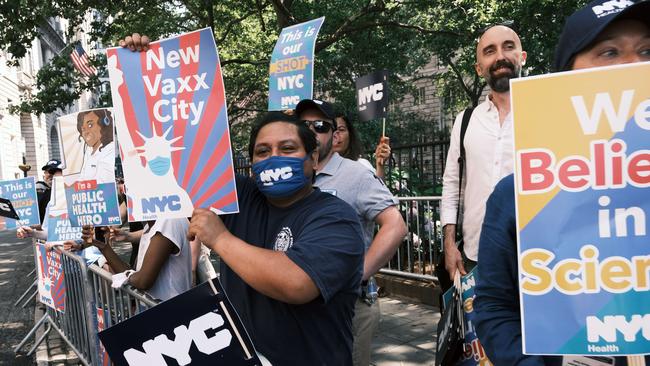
top-left (274, 227), bottom-right (294, 252)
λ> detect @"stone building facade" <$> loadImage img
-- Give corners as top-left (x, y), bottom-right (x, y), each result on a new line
top-left (0, 15), bottom-right (97, 181)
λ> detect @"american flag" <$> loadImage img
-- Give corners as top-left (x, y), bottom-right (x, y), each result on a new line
top-left (70, 43), bottom-right (96, 77)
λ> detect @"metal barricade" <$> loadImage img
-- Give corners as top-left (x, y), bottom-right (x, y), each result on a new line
top-left (13, 268), bottom-right (38, 308)
top-left (15, 240), bottom-right (161, 365)
top-left (88, 264), bottom-right (160, 329)
top-left (380, 196), bottom-right (443, 282)
top-left (15, 241), bottom-right (100, 365)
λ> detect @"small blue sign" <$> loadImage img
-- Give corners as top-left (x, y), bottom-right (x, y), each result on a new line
top-left (0, 177), bottom-right (40, 228)
top-left (268, 17), bottom-right (324, 110)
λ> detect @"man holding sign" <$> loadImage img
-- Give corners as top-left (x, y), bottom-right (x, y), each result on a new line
top-left (474, 0), bottom-right (650, 364)
top-left (189, 112), bottom-right (365, 365)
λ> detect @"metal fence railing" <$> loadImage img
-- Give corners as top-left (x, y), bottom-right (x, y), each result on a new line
top-left (380, 196), bottom-right (443, 282)
top-left (232, 151), bottom-right (446, 283)
top-left (15, 243), bottom-right (99, 365)
top-left (14, 240), bottom-right (161, 364)
top-left (89, 265), bottom-right (160, 329)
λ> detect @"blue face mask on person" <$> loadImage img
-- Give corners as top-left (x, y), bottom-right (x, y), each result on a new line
top-left (148, 156), bottom-right (171, 176)
top-left (252, 155), bottom-right (311, 198)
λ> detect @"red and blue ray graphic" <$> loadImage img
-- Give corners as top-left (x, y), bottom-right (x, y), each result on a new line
top-left (109, 28), bottom-right (239, 215)
top-left (38, 245), bottom-right (66, 312)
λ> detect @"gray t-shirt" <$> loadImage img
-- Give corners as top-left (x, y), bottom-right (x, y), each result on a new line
top-left (136, 218), bottom-right (192, 301)
top-left (315, 153), bottom-right (398, 249)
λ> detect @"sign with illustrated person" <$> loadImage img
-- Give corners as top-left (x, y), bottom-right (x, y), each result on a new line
top-left (106, 28), bottom-right (239, 221)
top-left (268, 17), bottom-right (324, 110)
top-left (47, 176), bottom-right (83, 244)
top-left (59, 109), bottom-right (122, 227)
top-left (0, 177), bottom-right (40, 229)
top-left (512, 62), bottom-right (650, 356)
top-left (98, 278), bottom-right (260, 366)
top-left (355, 70), bottom-right (389, 122)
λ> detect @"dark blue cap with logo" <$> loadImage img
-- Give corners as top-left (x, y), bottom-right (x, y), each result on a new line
top-left (295, 99), bottom-right (336, 121)
top-left (41, 159), bottom-right (63, 171)
top-left (553, 0), bottom-right (650, 71)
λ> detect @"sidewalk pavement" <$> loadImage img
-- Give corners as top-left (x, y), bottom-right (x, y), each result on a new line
top-left (372, 296), bottom-right (440, 366)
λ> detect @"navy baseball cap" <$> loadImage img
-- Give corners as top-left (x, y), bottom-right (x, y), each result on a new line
top-left (295, 99), bottom-right (336, 121)
top-left (41, 159), bottom-right (63, 171)
top-left (553, 0), bottom-right (650, 71)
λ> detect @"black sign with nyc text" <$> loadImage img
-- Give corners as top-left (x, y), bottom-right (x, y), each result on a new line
top-left (355, 70), bottom-right (389, 122)
top-left (99, 278), bottom-right (261, 366)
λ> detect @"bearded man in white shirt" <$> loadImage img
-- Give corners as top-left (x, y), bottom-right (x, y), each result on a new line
top-left (440, 24), bottom-right (527, 285)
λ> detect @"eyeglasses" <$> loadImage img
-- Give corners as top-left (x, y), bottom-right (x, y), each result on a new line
top-left (302, 119), bottom-right (334, 134)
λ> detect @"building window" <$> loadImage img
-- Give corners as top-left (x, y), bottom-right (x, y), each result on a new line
top-left (413, 87), bottom-right (426, 106)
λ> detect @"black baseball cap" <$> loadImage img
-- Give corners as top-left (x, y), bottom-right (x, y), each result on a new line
top-left (41, 159), bottom-right (63, 171)
top-left (553, 0), bottom-right (650, 72)
top-left (295, 99), bottom-right (336, 121)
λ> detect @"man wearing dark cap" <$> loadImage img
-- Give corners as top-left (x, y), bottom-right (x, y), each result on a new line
top-left (474, 1), bottom-right (650, 365)
top-left (296, 99), bottom-right (407, 366)
top-left (36, 159), bottom-right (63, 223)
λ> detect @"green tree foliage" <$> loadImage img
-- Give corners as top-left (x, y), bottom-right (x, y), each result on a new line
top-left (2, 0), bottom-right (588, 151)
top-left (427, 0), bottom-right (589, 113)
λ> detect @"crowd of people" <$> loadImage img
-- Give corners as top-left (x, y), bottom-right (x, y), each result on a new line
top-left (12, 0), bottom-right (650, 364)
top-left (19, 96), bottom-right (401, 365)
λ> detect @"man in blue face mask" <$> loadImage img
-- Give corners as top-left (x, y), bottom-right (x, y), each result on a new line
top-left (188, 111), bottom-right (365, 366)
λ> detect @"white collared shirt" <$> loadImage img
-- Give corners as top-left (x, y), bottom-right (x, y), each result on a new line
top-left (79, 141), bottom-right (116, 184)
top-left (441, 96), bottom-right (514, 261)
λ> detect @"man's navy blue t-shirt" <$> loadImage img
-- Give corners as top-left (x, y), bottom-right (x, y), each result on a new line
top-left (221, 175), bottom-right (364, 366)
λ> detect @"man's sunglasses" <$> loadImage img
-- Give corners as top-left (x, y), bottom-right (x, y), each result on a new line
top-left (476, 20), bottom-right (515, 38)
top-left (302, 120), bottom-right (334, 133)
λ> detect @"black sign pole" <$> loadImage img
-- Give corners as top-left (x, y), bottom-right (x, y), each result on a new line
top-left (382, 72), bottom-right (388, 137)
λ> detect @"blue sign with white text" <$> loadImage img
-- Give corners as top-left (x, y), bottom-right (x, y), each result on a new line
top-left (0, 177), bottom-right (40, 229)
top-left (268, 17), bottom-right (324, 110)
top-left (47, 213), bottom-right (83, 244)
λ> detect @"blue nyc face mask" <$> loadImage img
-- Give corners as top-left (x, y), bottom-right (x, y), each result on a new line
top-left (148, 156), bottom-right (171, 176)
top-left (252, 155), bottom-right (311, 198)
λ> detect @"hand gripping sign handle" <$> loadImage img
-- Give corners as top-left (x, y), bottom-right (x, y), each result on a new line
top-left (207, 279), bottom-right (254, 361)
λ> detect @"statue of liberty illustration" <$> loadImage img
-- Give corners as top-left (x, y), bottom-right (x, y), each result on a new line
top-left (108, 54), bottom-right (193, 220)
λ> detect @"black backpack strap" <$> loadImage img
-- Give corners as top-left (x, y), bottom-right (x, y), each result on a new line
top-left (459, 107), bottom-right (473, 166)
top-left (455, 107), bottom-right (474, 250)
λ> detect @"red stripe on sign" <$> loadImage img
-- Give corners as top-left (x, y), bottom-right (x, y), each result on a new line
top-left (189, 130), bottom-right (232, 199)
top-left (181, 61), bottom-right (225, 188)
top-left (173, 31), bottom-right (202, 179)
